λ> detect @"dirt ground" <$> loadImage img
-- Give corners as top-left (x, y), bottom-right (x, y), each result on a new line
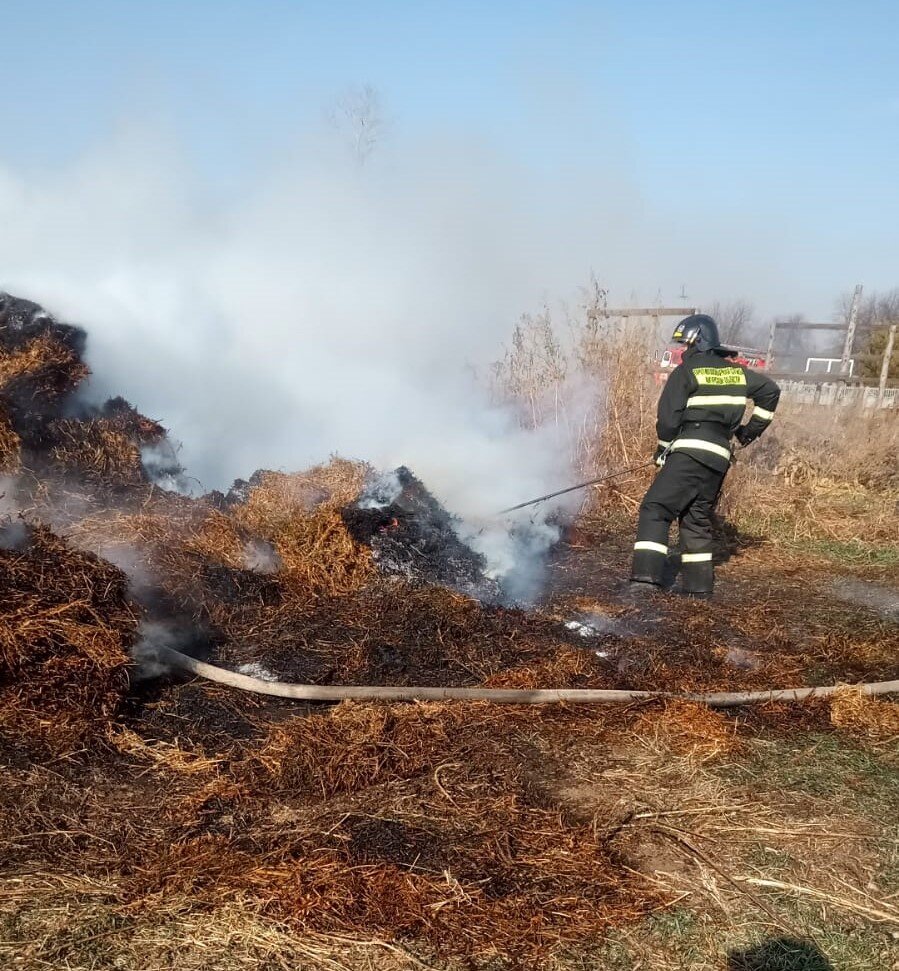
top-left (548, 521), bottom-right (899, 695)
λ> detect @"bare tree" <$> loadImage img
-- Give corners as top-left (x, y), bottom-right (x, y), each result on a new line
top-left (838, 287), bottom-right (899, 347)
top-left (708, 300), bottom-right (764, 347)
top-left (848, 288), bottom-right (899, 380)
top-left (329, 84), bottom-right (385, 165)
top-left (773, 312), bottom-right (816, 364)
top-left (859, 326), bottom-right (899, 381)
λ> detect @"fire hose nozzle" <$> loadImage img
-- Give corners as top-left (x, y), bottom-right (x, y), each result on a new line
top-left (496, 461), bottom-right (656, 516)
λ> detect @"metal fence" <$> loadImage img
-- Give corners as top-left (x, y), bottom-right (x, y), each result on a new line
top-left (779, 380), bottom-right (899, 410)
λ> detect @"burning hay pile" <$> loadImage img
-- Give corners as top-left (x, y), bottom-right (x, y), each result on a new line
top-left (343, 465), bottom-right (503, 600)
top-left (0, 290), bottom-right (651, 964)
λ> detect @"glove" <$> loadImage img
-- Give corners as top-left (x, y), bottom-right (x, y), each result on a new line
top-left (734, 426), bottom-right (750, 447)
top-left (653, 444), bottom-right (668, 467)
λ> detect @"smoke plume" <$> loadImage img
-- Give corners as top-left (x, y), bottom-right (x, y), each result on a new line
top-left (0, 126), bottom-right (593, 589)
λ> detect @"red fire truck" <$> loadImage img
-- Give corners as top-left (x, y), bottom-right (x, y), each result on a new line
top-left (656, 344), bottom-right (769, 382)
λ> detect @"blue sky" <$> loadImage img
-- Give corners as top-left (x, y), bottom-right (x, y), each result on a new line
top-left (3, 0), bottom-right (898, 319)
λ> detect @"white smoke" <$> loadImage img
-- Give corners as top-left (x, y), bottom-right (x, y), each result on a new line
top-left (92, 542), bottom-right (159, 601)
top-left (0, 520), bottom-right (27, 551)
top-left (0, 476), bottom-right (19, 518)
top-left (0, 124), bottom-right (595, 586)
top-left (241, 539), bottom-right (282, 575)
top-left (463, 513), bottom-right (565, 604)
top-left (0, 475), bottom-right (28, 551)
top-left (140, 441), bottom-right (192, 494)
top-left (130, 619), bottom-right (194, 681)
top-left (358, 470), bottom-right (404, 509)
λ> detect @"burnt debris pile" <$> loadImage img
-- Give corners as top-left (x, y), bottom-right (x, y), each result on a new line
top-left (343, 466), bottom-right (502, 600)
top-left (0, 291), bottom-right (184, 493)
top-left (0, 293), bottom-right (587, 705)
top-left (0, 521), bottom-right (139, 756)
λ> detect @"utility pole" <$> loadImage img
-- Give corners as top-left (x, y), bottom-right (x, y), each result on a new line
top-left (840, 284), bottom-right (863, 377)
top-left (766, 318), bottom-right (778, 368)
top-left (879, 324), bottom-right (897, 405)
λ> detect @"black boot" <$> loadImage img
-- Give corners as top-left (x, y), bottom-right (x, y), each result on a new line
top-left (625, 578), bottom-right (661, 600)
top-left (680, 554), bottom-right (714, 598)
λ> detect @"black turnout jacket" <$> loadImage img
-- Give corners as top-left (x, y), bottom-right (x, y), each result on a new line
top-left (656, 348), bottom-right (781, 472)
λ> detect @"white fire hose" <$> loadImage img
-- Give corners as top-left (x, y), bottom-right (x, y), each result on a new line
top-left (155, 646), bottom-right (899, 709)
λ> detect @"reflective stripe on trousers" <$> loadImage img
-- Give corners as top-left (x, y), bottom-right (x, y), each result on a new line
top-left (634, 541), bottom-right (668, 555)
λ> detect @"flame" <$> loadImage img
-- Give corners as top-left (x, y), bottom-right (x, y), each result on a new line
top-left (137, 417), bottom-right (165, 439)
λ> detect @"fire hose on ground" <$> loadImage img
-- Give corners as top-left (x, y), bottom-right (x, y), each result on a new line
top-left (156, 646), bottom-right (899, 709)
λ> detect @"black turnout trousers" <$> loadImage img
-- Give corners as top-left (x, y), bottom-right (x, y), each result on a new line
top-left (631, 452), bottom-right (725, 592)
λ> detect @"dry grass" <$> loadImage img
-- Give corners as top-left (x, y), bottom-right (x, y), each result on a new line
top-left (65, 495), bottom-right (236, 618)
top-left (106, 725), bottom-right (224, 775)
top-left (720, 404), bottom-right (899, 555)
top-left (245, 701), bottom-right (472, 796)
top-left (0, 332), bottom-right (89, 393)
top-left (634, 701), bottom-right (743, 763)
top-left (65, 459), bottom-right (375, 630)
top-left (482, 646), bottom-right (597, 689)
top-left (0, 892), bottom-right (400, 971)
top-left (830, 690), bottom-right (899, 743)
top-left (232, 462), bottom-right (374, 595)
top-left (180, 507), bottom-right (253, 567)
top-left (234, 461), bottom-right (369, 528)
top-left (0, 699), bottom-right (664, 965)
top-left (769, 406), bottom-right (898, 491)
top-left (47, 418), bottom-right (144, 486)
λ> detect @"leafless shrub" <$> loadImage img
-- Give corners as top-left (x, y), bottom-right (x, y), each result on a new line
top-left (491, 280), bottom-right (662, 515)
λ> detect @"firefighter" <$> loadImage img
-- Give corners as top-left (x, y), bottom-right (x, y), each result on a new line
top-left (630, 314), bottom-right (780, 597)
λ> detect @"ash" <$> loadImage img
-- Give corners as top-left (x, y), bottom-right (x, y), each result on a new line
top-left (237, 661), bottom-right (278, 682)
top-left (343, 467), bottom-right (502, 602)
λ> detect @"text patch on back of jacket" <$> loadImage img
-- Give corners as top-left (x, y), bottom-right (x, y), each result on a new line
top-left (692, 367), bottom-right (747, 386)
